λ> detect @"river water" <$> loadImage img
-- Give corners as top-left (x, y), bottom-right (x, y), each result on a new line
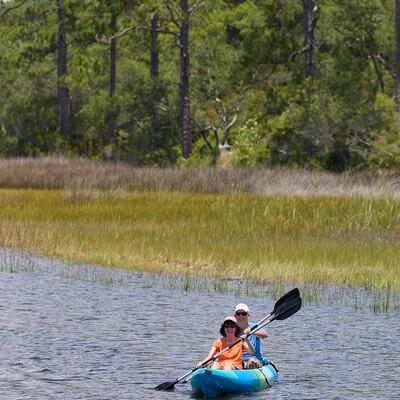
top-left (0, 250), bottom-right (399, 400)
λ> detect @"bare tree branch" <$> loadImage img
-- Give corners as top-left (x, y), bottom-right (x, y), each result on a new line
top-left (374, 54), bottom-right (396, 78)
top-left (156, 28), bottom-right (179, 38)
top-left (163, 0), bottom-right (181, 29)
top-left (289, 46), bottom-right (308, 61)
top-left (215, 97), bottom-right (227, 127)
top-left (193, 118), bottom-right (218, 151)
top-left (95, 18), bottom-right (180, 45)
top-left (189, 0), bottom-right (204, 15)
top-left (225, 93), bottom-right (245, 132)
top-left (1, 0), bottom-right (27, 20)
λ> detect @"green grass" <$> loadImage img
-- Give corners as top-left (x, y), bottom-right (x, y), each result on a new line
top-left (0, 188), bottom-right (399, 291)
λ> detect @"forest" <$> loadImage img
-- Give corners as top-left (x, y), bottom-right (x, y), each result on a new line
top-left (1, 0), bottom-right (400, 171)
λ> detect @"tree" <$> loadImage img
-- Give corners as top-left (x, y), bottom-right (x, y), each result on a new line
top-left (0, 0), bottom-right (61, 156)
top-left (162, 0), bottom-right (204, 159)
top-left (150, 11), bottom-right (160, 146)
top-left (57, 0), bottom-right (70, 140)
top-left (107, 10), bottom-right (117, 146)
top-left (301, 0), bottom-right (319, 77)
top-left (102, 1), bottom-right (141, 150)
top-left (395, 0), bottom-right (400, 102)
top-left (178, 0), bottom-right (192, 159)
top-left (190, 0), bottom-right (272, 164)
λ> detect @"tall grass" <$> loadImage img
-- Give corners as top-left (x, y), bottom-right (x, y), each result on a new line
top-left (0, 189), bottom-right (398, 292)
top-left (0, 157), bottom-right (399, 197)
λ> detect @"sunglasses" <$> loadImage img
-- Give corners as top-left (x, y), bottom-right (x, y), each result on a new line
top-left (235, 311), bottom-right (248, 316)
top-left (223, 323), bottom-right (236, 329)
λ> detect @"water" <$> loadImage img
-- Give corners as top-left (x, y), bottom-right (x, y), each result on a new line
top-left (0, 250), bottom-right (399, 399)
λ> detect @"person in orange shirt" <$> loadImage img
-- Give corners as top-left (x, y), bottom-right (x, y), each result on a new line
top-left (197, 316), bottom-right (255, 370)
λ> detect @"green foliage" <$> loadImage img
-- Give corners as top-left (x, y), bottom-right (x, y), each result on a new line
top-left (262, 79), bottom-right (394, 171)
top-left (230, 119), bottom-right (270, 166)
top-left (184, 137), bottom-right (217, 166)
top-left (368, 93), bottom-right (400, 168)
top-left (0, 0), bottom-right (399, 169)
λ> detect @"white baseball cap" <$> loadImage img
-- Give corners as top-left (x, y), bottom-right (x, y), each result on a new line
top-left (234, 303), bottom-right (250, 313)
top-left (223, 316), bottom-right (238, 324)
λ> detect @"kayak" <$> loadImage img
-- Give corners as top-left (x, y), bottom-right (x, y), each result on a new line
top-left (190, 359), bottom-right (279, 397)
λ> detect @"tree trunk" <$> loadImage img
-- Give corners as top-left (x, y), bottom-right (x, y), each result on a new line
top-left (302, 0), bottom-right (316, 77)
top-left (57, 0), bottom-right (70, 140)
top-left (150, 12), bottom-right (160, 149)
top-left (107, 11), bottom-right (117, 146)
top-left (395, 0), bottom-right (400, 102)
top-left (180, 0), bottom-right (192, 159)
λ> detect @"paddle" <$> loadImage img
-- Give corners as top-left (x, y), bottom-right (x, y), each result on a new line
top-left (246, 288), bottom-right (300, 331)
top-left (155, 287), bottom-right (302, 391)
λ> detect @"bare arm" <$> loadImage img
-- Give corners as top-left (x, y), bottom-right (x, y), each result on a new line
top-left (253, 328), bottom-right (268, 339)
top-left (197, 346), bottom-right (217, 367)
top-left (242, 337), bottom-right (255, 354)
top-left (243, 327), bottom-right (268, 339)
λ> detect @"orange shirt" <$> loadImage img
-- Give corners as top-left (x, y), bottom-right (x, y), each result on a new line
top-left (212, 338), bottom-right (244, 367)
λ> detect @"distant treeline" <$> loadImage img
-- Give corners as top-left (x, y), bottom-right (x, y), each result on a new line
top-left (1, 0), bottom-right (400, 171)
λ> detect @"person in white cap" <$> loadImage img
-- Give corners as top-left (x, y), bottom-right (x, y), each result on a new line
top-left (197, 316), bottom-right (255, 370)
top-left (234, 303), bottom-right (268, 368)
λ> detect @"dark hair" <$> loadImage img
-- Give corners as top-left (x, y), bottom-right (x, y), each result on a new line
top-left (219, 322), bottom-right (241, 337)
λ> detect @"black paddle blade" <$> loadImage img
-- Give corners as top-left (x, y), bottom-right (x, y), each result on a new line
top-left (274, 288), bottom-right (300, 312)
top-left (273, 296), bottom-right (302, 321)
top-left (155, 381), bottom-right (177, 391)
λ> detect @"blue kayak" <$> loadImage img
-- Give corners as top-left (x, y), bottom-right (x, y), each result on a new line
top-left (190, 360), bottom-right (279, 397)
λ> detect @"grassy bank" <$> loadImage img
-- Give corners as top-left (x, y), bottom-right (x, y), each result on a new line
top-left (0, 188), bottom-right (399, 291)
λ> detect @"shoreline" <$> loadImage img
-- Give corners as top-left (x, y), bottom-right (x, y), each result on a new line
top-left (1, 247), bottom-right (398, 312)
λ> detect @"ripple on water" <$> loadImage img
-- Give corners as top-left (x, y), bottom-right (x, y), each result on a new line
top-left (0, 249), bottom-right (399, 399)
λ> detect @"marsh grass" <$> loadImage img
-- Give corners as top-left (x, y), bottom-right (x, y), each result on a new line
top-left (0, 189), bottom-right (398, 297)
top-left (0, 249), bottom-right (35, 273)
top-left (0, 157), bottom-right (399, 310)
top-left (2, 248), bottom-right (397, 311)
top-left (0, 157), bottom-right (399, 198)
top-left (154, 274), bottom-right (400, 312)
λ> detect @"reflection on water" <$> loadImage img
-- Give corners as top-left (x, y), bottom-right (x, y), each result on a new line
top-left (0, 249), bottom-right (399, 399)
